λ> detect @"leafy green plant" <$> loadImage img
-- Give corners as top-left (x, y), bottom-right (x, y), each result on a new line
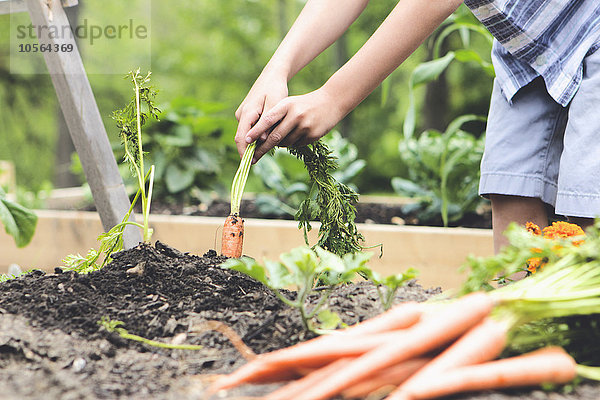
top-left (62, 69), bottom-right (159, 273)
top-left (392, 115), bottom-right (486, 227)
top-left (403, 5), bottom-right (494, 139)
top-left (364, 268), bottom-right (418, 311)
top-left (222, 246), bottom-right (372, 333)
top-left (143, 98), bottom-right (238, 205)
top-left (0, 186), bottom-right (37, 248)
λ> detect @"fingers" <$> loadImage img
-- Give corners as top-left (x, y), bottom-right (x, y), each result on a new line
top-left (244, 104), bottom-right (288, 146)
top-left (252, 117), bottom-right (298, 163)
top-left (234, 108), bottom-right (261, 158)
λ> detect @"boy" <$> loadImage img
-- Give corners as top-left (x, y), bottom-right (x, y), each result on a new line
top-left (234, 0), bottom-right (600, 252)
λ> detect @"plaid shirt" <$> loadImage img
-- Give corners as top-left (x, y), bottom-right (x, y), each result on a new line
top-left (464, 0), bottom-right (600, 106)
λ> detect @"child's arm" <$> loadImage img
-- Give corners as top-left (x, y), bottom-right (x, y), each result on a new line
top-left (234, 0), bottom-right (370, 157)
top-left (243, 0), bottom-right (463, 163)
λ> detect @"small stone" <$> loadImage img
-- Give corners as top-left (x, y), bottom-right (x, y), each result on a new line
top-left (7, 264), bottom-right (22, 276)
top-left (126, 262), bottom-right (146, 276)
top-left (72, 357), bottom-right (86, 372)
top-left (171, 333), bottom-right (187, 345)
top-left (391, 216), bottom-right (405, 225)
top-left (364, 218), bottom-right (375, 224)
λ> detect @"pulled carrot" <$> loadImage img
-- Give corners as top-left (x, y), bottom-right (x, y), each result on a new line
top-left (392, 346), bottom-right (577, 400)
top-left (221, 213), bottom-right (244, 258)
top-left (208, 331), bottom-right (404, 393)
top-left (266, 358), bottom-right (353, 400)
top-left (336, 301), bottom-right (422, 336)
top-left (341, 358), bottom-right (430, 399)
top-left (396, 317), bottom-right (508, 395)
top-left (293, 292), bottom-right (495, 400)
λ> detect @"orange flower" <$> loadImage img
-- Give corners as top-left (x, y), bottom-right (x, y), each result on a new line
top-left (542, 221), bottom-right (585, 245)
top-left (524, 221), bottom-right (585, 274)
top-left (526, 222), bottom-right (542, 236)
top-left (527, 257), bottom-right (543, 273)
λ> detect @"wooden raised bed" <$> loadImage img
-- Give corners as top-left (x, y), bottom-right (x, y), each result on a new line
top-left (0, 210), bottom-right (493, 289)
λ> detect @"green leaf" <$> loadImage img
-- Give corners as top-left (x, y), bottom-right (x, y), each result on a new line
top-left (409, 52), bottom-right (455, 87)
top-left (316, 309), bottom-right (343, 330)
top-left (404, 53), bottom-right (455, 138)
top-left (165, 163), bottom-right (195, 193)
top-left (221, 257), bottom-right (271, 287)
top-left (0, 190), bottom-right (38, 248)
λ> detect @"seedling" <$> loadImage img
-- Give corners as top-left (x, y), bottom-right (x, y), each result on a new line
top-left (222, 246), bottom-right (372, 333)
top-left (62, 69), bottom-right (160, 273)
top-left (365, 268), bottom-right (419, 311)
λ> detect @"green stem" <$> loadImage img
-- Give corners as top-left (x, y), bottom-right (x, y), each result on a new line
top-left (133, 75), bottom-right (149, 241)
top-left (576, 365), bottom-right (600, 381)
top-left (117, 329), bottom-right (203, 350)
top-left (230, 142), bottom-right (256, 215)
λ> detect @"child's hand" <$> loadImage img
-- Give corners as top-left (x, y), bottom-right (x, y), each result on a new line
top-left (234, 73), bottom-right (288, 158)
top-left (243, 87), bottom-right (343, 163)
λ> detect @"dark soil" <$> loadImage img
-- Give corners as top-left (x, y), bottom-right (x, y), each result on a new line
top-left (0, 241), bottom-right (598, 399)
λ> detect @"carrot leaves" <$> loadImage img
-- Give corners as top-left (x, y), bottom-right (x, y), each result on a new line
top-left (288, 140), bottom-right (364, 256)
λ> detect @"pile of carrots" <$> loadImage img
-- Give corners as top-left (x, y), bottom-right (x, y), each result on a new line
top-left (207, 292), bottom-right (578, 399)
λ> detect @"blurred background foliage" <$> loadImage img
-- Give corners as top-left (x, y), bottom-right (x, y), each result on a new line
top-left (0, 1), bottom-right (494, 214)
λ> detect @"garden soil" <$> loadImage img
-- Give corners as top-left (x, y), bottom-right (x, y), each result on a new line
top-left (0, 241), bottom-right (598, 400)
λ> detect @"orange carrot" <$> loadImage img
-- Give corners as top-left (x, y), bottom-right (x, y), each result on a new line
top-left (336, 301), bottom-right (422, 336)
top-left (266, 358), bottom-right (354, 400)
top-left (396, 317), bottom-right (508, 396)
top-left (292, 292), bottom-right (495, 400)
top-left (221, 213), bottom-right (244, 258)
top-left (392, 346), bottom-right (577, 400)
top-left (208, 331), bottom-right (405, 393)
top-left (341, 358), bottom-right (431, 399)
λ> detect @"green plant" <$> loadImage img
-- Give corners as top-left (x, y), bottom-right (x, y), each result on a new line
top-left (62, 69), bottom-right (159, 273)
top-left (143, 98), bottom-right (238, 205)
top-left (392, 115), bottom-right (486, 226)
top-left (365, 268), bottom-right (419, 311)
top-left (0, 186), bottom-right (37, 248)
top-left (403, 5), bottom-right (494, 139)
top-left (222, 246), bottom-right (372, 333)
top-left (289, 140), bottom-right (365, 256)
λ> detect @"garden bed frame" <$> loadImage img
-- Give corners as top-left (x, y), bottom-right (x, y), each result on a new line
top-left (0, 210), bottom-right (493, 289)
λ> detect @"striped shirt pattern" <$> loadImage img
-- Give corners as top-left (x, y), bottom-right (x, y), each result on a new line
top-left (464, 0), bottom-right (600, 106)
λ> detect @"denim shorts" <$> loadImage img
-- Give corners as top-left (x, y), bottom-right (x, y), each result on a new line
top-left (479, 49), bottom-right (600, 218)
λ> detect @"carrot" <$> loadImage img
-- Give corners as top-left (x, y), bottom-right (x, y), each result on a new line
top-left (392, 346), bottom-right (577, 400)
top-left (208, 331), bottom-right (405, 393)
top-left (341, 358), bottom-right (431, 399)
top-left (396, 317), bottom-right (508, 396)
top-left (221, 213), bottom-right (244, 258)
top-left (291, 291), bottom-right (495, 400)
top-left (335, 301), bottom-right (422, 336)
top-left (266, 358), bottom-right (354, 400)
top-left (222, 141), bottom-right (256, 258)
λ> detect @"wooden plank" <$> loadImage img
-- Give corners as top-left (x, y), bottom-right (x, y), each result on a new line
top-left (0, 0), bottom-right (77, 15)
top-left (0, 211), bottom-right (494, 289)
top-left (24, 0), bottom-right (141, 247)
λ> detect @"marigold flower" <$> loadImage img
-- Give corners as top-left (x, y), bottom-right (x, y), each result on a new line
top-left (526, 222), bottom-right (542, 236)
top-left (542, 221), bottom-right (585, 241)
top-left (524, 221), bottom-right (585, 274)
